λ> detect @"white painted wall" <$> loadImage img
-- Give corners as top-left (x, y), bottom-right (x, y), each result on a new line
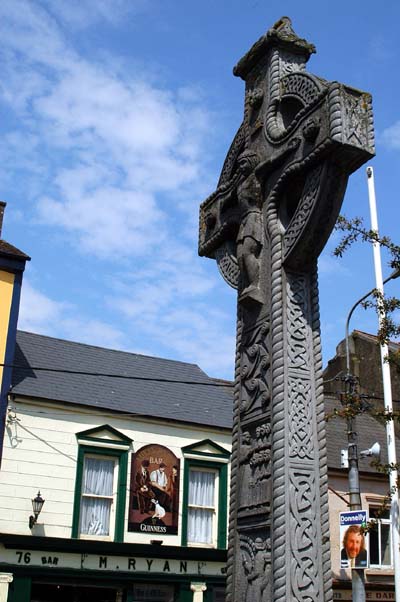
top-left (0, 397), bottom-right (231, 546)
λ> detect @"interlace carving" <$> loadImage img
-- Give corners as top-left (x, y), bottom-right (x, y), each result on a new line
top-left (286, 274), bottom-right (311, 371)
top-left (240, 321), bottom-right (271, 416)
top-left (215, 242), bottom-right (239, 289)
top-left (218, 124), bottom-right (246, 188)
top-left (281, 72), bottom-right (322, 105)
top-left (283, 165), bottom-right (323, 262)
top-left (289, 470), bottom-right (320, 602)
top-left (265, 72), bottom-right (326, 144)
top-left (279, 50), bottom-right (306, 75)
top-left (288, 376), bottom-right (314, 459)
top-left (286, 273), bottom-right (315, 460)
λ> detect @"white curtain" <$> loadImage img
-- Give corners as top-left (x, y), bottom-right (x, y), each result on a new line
top-left (188, 470), bottom-right (215, 544)
top-left (80, 457), bottom-right (114, 536)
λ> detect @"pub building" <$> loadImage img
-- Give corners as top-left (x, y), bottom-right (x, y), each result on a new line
top-left (0, 328), bottom-right (231, 602)
top-left (0, 205), bottom-right (231, 602)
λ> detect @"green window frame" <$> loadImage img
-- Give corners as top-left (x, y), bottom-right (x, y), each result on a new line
top-left (72, 426), bottom-right (131, 542)
top-left (181, 440), bottom-right (230, 550)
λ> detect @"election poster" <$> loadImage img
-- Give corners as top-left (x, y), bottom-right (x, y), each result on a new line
top-left (340, 510), bottom-right (368, 569)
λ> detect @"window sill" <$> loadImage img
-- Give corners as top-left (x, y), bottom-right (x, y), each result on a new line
top-left (79, 534), bottom-right (113, 542)
top-left (187, 543), bottom-right (216, 549)
top-left (366, 568), bottom-right (394, 575)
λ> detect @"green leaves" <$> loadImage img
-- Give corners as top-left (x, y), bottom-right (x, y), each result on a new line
top-left (334, 213), bottom-right (400, 350)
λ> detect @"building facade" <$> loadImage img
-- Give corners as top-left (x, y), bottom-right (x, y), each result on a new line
top-left (324, 332), bottom-right (400, 600)
top-left (0, 331), bottom-right (232, 602)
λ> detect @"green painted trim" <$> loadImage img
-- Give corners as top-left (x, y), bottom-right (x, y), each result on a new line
top-left (183, 450), bottom-right (230, 460)
top-left (71, 446), bottom-right (84, 538)
top-left (181, 439), bottom-right (230, 458)
top-left (181, 459), bottom-right (228, 550)
top-left (75, 424), bottom-right (133, 444)
top-left (77, 435), bottom-right (130, 447)
top-left (217, 463), bottom-right (228, 549)
top-left (115, 449), bottom-right (128, 542)
top-left (177, 583), bottom-right (193, 602)
top-left (204, 586), bottom-right (213, 602)
top-left (7, 575), bottom-right (31, 602)
top-left (181, 459), bottom-right (190, 546)
top-left (72, 444), bottom-right (128, 542)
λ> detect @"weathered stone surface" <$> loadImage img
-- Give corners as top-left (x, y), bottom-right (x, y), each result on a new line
top-left (199, 16), bottom-right (374, 602)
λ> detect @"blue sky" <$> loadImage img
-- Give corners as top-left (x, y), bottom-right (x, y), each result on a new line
top-left (1, 0), bottom-right (399, 380)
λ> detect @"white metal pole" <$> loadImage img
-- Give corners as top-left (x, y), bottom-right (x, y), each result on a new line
top-left (366, 166), bottom-right (400, 602)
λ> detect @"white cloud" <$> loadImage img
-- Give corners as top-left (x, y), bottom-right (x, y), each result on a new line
top-left (19, 281), bottom-right (70, 333)
top-left (1, 1), bottom-right (236, 378)
top-left (108, 257), bottom-right (235, 376)
top-left (60, 318), bottom-right (128, 350)
top-left (381, 121), bottom-right (400, 150)
top-left (19, 280), bottom-right (127, 350)
top-left (0, 2), bottom-right (214, 259)
top-left (43, 0), bottom-right (148, 30)
top-left (0, 2), bottom-right (75, 72)
top-left (19, 275), bottom-right (235, 377)
top-left (38, 187), bottom-right (166, 259)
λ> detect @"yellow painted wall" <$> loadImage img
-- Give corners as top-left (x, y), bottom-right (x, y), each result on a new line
top-left (0, 269), bottom-right (15, 386)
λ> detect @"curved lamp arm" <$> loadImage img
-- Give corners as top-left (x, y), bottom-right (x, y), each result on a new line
top-left (345, 268), bottom-right (400, 374)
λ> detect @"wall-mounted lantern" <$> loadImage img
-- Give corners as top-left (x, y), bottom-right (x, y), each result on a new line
top-left (29, 491), bottom-right (45, 529)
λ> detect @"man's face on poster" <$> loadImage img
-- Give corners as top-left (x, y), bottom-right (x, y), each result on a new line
top-left (345, 531), bottom-right (363, 558)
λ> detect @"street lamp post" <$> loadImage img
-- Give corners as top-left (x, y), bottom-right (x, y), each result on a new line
top-left (344, 268), bottom-right (400, 602)
top-left (341, 371), bottom-right (365, 602)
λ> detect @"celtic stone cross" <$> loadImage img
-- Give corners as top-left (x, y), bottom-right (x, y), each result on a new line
top-left (199, 17), bottom-right (374, 602)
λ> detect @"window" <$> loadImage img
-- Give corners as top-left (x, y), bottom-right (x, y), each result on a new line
top-left (369, 507), bottom-right (392, 568)
top-left (132, 584), bottom-right (174, 602)
top-left (72, 425), bottom-right (132, 542)
top-left (80, 455), bottom-right (118, 537)
top-left (188, 467), bottom-right (219, 546)
top-left (181, 439), bottom-right (230, 549)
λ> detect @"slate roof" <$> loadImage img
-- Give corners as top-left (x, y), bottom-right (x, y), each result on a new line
top-left (11, 331), bottom-right (233, 429)
top-left (10, 332), bottom-right (398, 473)
top-left (0, 239), bottom-right (30, 260)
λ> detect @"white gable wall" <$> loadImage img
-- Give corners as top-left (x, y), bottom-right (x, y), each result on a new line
top-left (0, 397), bottom-right (231, 546)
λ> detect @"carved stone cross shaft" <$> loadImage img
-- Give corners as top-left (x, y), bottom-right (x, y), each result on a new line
top-left (199, 18), bottom-right (374, 602)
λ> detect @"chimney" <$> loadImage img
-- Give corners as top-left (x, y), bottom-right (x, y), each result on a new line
top-left (0, 201), bottom-right (5, 238)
